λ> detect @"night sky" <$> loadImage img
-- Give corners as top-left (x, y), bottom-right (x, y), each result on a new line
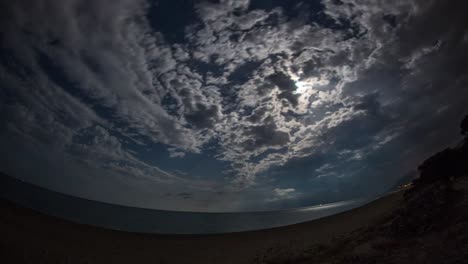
top-left (0, 0), bottom-right (467, 212)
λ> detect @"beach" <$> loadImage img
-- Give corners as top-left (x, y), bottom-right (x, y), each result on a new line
top-left (0, 190), bottom-right (403, 264)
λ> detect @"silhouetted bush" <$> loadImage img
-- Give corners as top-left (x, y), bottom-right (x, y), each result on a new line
top-left (416, 148), bottom-right (459, 185)
top-left (412, 115), bottom-right (468, 188)
top-left (461, 115), bottom-right (468, 136)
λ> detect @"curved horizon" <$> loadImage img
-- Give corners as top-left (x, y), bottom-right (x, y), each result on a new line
top-left (0, 172), bottom-right (378, 234)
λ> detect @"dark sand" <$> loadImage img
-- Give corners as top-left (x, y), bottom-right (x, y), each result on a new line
top-left (0, 191), bottom-right (403, 264)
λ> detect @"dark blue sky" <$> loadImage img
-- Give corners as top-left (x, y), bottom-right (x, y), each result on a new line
top-left (0, 0), bottom-right (467, 211)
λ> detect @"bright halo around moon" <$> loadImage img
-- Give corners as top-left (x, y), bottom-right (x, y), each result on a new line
top-left (294, 77), bottom-right (330, 95)
top-left (294, 80), bottom-right (314, 94)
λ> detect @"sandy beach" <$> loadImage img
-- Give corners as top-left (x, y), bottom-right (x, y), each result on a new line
top-left (0, 191), bottom-right (403, 264)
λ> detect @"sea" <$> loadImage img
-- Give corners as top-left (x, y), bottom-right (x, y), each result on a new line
top-left (0, 173), bottom-right (377, 234)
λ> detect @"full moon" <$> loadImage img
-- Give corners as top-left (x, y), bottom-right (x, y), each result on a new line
top-left (294, 78), bottom-right (329, 95)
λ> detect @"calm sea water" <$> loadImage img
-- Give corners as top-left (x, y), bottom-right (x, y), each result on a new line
top-left (0, 174), bottom-right (376, 234)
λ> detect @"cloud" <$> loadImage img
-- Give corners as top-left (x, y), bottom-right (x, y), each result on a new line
top-left (1, 0), bottom-right (468, 211)
top-left (267, 188), bottom-right (300, 202)
top-left (168, 148), bottom-right (186, 158)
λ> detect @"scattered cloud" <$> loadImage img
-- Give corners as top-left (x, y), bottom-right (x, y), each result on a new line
top-left (267, 188), bottom-right (300, 202)
top-left (1, 0), bottom-right (467, 211)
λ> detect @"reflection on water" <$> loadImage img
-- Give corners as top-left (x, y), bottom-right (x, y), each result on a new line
top-left (0, 174), bottom-right (376, 234)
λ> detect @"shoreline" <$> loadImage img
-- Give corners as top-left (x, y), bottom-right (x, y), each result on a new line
top-left (0, 172), bottom-right (397, 234)
top-left (0, 188), bottom-right (404, 263)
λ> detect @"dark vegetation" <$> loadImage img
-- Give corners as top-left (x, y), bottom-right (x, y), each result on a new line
top-left (405, 114), bottom-right (468, 196)
top-left (259, 115), bottom-right (468, 264)
top-left (411, 116), bottom-right (468, 188)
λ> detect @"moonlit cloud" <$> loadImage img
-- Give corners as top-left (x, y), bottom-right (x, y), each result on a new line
top-left (1, 0), bottom-right (467, 211)
top-left (268, 188), bottom-right (300, 202)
